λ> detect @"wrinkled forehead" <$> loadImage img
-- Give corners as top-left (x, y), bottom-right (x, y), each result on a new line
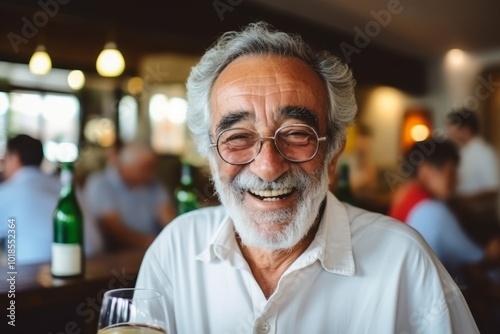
top-left (209, 55), bottom-right (329, 131)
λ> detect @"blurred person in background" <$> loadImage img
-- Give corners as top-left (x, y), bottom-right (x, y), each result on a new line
top-left (84, 142), bottom-right (175, 251)
top-left (0, 134), bottom-right (102, 264)
top-left (136, 22), bottom-right (479, 333)
top-left (389, 139), bottom-right (500, 278)
top-left (447, 108), bottom-right (500, 246)
top-left (447, 109), bottom-right (499, 205)
top-left (447, 108), bottom-right (499, 198)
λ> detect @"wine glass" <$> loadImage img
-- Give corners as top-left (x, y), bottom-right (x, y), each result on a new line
top-left (98, 288), bottom-right (167, 334)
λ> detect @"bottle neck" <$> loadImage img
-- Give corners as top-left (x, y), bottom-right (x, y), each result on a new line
top-left (180, 165), bottom-right (193, 186)
top-left (59, 167), bottom-right (75, 197)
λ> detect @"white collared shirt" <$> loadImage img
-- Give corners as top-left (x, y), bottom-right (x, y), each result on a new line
top-left (136, 192), bottom-right (478, 333)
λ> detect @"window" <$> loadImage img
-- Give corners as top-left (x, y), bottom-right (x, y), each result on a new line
top-left (118, 95), bottom-right (138, 143)
top-left (5, 91), bottom-right (80, 162)
top-left (149, 93), bottom-right (187, 154)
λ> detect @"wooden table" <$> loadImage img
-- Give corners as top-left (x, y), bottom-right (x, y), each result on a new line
top-left (0, 250), bottom-right (144, 333)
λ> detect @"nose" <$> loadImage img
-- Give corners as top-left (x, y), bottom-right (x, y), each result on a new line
top-left (249, 139), bottom-right (290, 182)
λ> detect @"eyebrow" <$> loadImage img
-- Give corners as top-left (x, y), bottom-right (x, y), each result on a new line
top-left (215, 106), bottom-right (319, 134)
top-left (280, 106), bottom-right (319, 129)
top-left (216, 111), bottom-right (253, 134)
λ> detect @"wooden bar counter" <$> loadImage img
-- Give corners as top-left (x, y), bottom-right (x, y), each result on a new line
top-left (1, 250), bottom-right (144, 333)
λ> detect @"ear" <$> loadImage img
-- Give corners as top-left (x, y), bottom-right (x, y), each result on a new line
top-left (3, 151), bottom-right (23, 179)
top-left (327, 139), bottom-right (346, 175)
top-left (329, 140), bottom-right (346, 167)
top-left (10, 151), bottom-right (22, 168)
top-left (327, 140), bottom-right (346, 191)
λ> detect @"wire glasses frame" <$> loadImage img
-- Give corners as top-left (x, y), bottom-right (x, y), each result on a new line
top-left (210, 124), bottom-right (327, 165)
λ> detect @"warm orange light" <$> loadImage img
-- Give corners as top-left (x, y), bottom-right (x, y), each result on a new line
top-left (127, 77), bottom-right (144, 95)
top-left (446, 49), bottom-right (466, 67)
top-left (401, 109), bottom-right (432, 151)
top-left (410, 124), bottom-right (430, 142)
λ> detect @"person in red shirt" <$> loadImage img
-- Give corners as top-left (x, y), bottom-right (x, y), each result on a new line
top-left (388, 139), bottom-right (458, 222)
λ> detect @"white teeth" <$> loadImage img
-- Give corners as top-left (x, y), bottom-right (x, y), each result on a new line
top-left (250, 188), bottom-right (293, 198)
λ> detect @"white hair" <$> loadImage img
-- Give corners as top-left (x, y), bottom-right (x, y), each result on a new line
top-left (186, 21), bottom-right (357, 160)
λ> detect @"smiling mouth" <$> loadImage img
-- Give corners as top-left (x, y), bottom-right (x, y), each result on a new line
top-left (248, 188), bottom-right (294, 201)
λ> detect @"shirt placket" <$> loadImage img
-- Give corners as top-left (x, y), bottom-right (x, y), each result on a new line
top-left (251, 253), bottom-right (321, 334)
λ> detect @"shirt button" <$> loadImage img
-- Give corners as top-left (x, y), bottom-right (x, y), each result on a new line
top-left (259, 322), bottom-right (270, 333)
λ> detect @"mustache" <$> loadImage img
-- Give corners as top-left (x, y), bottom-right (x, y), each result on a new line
top-left (230, 166), bottom-right (311, 192)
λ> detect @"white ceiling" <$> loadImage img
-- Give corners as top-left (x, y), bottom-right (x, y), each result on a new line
top-left (249, 0), bottom-right (500, 58)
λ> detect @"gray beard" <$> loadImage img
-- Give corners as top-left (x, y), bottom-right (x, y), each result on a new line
top-left (211, 163), bottom-right (329, 251)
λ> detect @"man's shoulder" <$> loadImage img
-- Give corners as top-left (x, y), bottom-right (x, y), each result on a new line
top-left (343, 204), bottom-right (444, 276)
top-left (345, 204), bottom-right (427, 246)
top-left (0, 168), bottom-right (59, 196)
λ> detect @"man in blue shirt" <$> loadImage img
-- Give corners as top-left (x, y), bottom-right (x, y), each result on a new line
top-left (84, 142), bottom-right (175, 251)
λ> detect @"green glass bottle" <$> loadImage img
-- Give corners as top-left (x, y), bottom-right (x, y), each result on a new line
top-left (335, 163), bottom-right (357, 206)
top-left (175, 163), bottom-right (199, 215)
top-left (51, 162), bottom-right (84, 278)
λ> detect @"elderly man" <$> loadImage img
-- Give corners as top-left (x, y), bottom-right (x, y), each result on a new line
top-left (136, 22), bottom-right (478, 333)
top-left (84, 142), bottom-right (175, 251)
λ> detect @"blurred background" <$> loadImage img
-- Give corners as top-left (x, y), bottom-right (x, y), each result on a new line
top-left (1, 0), bottom-right (500, 332)
top-left (0, 0), bottom-right (499, 202)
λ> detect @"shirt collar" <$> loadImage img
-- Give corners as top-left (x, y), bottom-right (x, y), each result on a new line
top-left (310, 192), bottom-right (355, 276)
top-left (196, 191), bottom-right (355, 277)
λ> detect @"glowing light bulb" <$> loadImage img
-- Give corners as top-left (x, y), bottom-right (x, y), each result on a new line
top-left (96, 42), bottom-right (125, 77)
top-left (446, 49), bottom-right (466, 67)
top-left (410, 124), bottom-right (430, 142)
top-left (29, 45), bottom-right (52, 75)
top-left (67, 70), bottom-right (85, 90)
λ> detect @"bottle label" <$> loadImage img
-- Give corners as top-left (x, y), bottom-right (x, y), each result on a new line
top-left (51, 243), bottom-right (81, 276)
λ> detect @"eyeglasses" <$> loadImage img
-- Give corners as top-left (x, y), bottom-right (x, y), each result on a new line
top-left (210, 124), bottom-right (327, 165)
